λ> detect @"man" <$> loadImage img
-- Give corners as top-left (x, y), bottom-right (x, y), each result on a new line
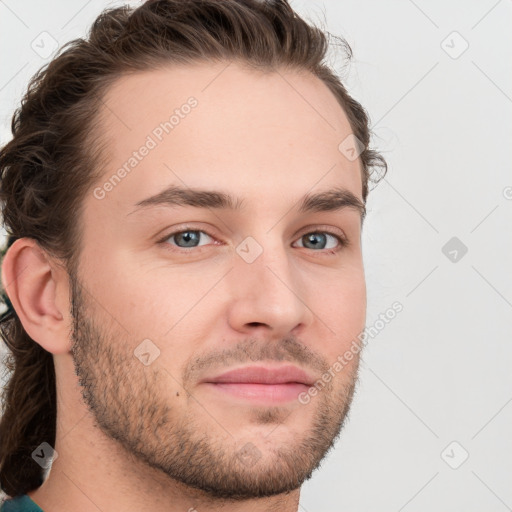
top-left (0, 0), bottom-right (386, 510)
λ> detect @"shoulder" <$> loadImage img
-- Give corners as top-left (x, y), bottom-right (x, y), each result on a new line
top-left (0, 494), bottom-right (44, 512)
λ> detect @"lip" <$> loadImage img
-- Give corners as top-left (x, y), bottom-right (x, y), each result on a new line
top-left (204, 382), bottom-right (310, 402)
top-left (201, 364), bottom-right (316, 386)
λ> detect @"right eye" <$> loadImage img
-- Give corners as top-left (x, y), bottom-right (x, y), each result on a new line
top-left (158, 228), bottom-right (219, 252)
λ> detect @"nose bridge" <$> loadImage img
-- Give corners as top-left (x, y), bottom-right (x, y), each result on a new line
top-left (226, 230), bottom-right (312, 332)
top-left (237, 228), bottom-right (294, 290)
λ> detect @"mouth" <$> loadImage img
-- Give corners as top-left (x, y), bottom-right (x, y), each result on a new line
top-left (201, 364), bottom-right (315, 403)
top-left (203, 382), bottom-right (311, 403)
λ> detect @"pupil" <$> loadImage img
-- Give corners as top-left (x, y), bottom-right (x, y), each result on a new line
top-left (304, 233), bottom-right (326, 249)
top-left (177, 231), bottom-right (198, 247)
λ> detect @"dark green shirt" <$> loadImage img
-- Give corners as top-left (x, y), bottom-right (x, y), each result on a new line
top-left (0, 495), bottom-right (43, 512)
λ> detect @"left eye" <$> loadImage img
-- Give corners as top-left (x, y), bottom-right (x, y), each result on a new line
top-left (161, 229), bottom-right (346, 252)
top-left (293, 232), bottom-right (344, 251)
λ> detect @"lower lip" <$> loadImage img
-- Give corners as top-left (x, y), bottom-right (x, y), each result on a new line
top-left (204, 382), bottom-right (310, 403)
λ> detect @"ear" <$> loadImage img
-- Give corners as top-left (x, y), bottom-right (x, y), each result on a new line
top-left (1, 237), bottom-right (72, 355)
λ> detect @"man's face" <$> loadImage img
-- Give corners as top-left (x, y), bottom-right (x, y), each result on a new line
top-left (69, 62), bottom-right (366, 499)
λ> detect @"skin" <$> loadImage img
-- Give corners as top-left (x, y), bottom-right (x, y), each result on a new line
top-left (2, 61), bottom-right (367, 512)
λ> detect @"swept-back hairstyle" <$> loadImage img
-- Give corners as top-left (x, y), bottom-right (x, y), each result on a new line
top-left (0, 0), bottom-right (386, 498)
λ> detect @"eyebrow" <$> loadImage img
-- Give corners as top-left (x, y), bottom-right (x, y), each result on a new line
top-left (128, 185), bottom-right (366, 222)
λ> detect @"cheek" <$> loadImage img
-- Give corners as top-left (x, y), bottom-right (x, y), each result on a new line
top-left (110, 259), bottom-right (226, 347)
top-left (317, 264), bottom-right (366, 314)
top-left (315, 267), bottom-right (366, 353)
top-left (80, 250), bottom-right (203, 341)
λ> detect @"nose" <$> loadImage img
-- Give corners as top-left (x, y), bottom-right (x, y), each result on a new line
top-left (226, 238), bottom-right (314, 337)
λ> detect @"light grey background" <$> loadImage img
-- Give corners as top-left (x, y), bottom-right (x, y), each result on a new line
top-left (1, 1), bottom-right (511, 510)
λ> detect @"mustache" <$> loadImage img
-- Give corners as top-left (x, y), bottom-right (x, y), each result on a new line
top-left (183, 336), bottom-right (328, 383)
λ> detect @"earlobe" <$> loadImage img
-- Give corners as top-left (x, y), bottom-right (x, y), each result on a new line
top-left (1, 237), bottom-right (71, 355)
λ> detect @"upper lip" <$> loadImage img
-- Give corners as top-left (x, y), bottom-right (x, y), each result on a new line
top-left (202, 365), bottom-right (315, 386)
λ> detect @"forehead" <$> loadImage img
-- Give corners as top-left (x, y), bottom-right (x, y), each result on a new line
top-left (89, 61), bottom-right (363, 218)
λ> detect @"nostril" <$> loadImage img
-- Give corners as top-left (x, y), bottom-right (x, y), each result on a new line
top-left (247, 322), bottom-right (265, 328)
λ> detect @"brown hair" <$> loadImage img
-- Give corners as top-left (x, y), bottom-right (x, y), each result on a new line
top-left (0, 0), bottom-right (387, 498)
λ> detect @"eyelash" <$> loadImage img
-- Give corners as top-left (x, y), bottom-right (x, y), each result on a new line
top-left (157, 226), bottom-right (349, 255)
